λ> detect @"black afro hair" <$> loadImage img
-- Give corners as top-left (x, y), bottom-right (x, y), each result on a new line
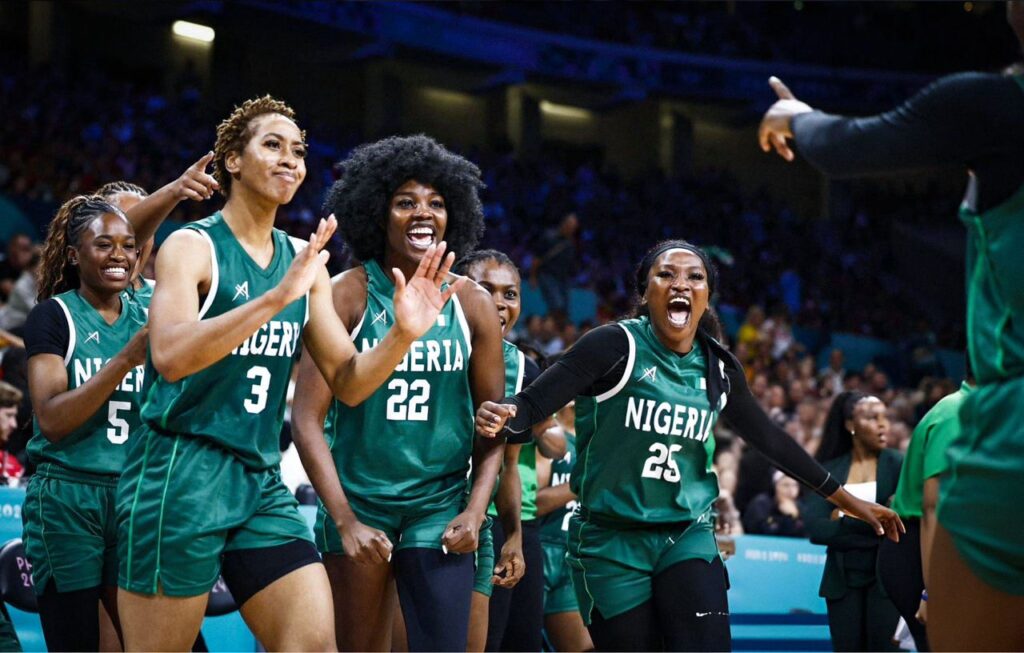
top-left (324, 134), bottom-right (486, 263)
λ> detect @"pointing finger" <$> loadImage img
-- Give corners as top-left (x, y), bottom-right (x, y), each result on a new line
top-left (769, 76), bottom-right (795, 100)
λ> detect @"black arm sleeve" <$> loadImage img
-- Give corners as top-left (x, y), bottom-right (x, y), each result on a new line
top-left (504, 325), bottom-right (629, 434)
top-left (720, 362), bottom-right (841, 498)
top-left (792, 72), bottom-right (1024, 210)
top-left (24, 300), bottom-right (70, 360)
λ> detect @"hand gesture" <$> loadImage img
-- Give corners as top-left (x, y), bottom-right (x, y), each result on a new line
top-left (275, 216), bottom-right (337, 306)
top-left (441, 510), bottom-right (484, 555)
top-left (122, 325), bottom-right (150, 367)
top-left (492, 533), bottom-right (525, 589)
top-left (758, 77), bottom-right (814, 162)
top-left (340, 519), bottom-right (393, 565)
top-left (173, 151), bottom-right (219, 202)
top-left (392, 242), bottom-right (465, 340)
top-left (833, 492), bottom-right (906, 542)
top-left (476, 401), bottom-right (517, 438)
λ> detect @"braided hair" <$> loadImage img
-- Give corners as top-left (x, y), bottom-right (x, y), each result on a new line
top-left (37, 195), bottom-right (127, 300)
top-left (453, 249), bottom-right (518, 277)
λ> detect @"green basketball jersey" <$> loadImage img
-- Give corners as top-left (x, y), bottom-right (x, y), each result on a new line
top-left (140, 213), bottom-right (307, 469)
top-left (540, 432), bottom-right (578, 544)
top-left (124, 279), bottom-right (154, 309)
top-left (572, 317), bottom-right (722, 525)
top-left (488, 341), bottom-right (538, 520)
top-left (28, 290), bottom-right (148, 475)
top-left (892, 382), bottom-right (972, 518)
top-left (329, 259), bottom-right (474, 514)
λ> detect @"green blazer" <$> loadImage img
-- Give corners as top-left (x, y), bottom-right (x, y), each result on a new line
top-left (803, 448), bottom-right (904, 599)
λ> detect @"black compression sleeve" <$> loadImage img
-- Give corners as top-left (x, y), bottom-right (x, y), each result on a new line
top-left (504, 325), bottom-right (628, 434)
top-left (792, 73), bottom-right (1024, 207)
top-left (24, 300), bottom-right (70, 359)
top-left (720, 363), bottom-right (841, 497)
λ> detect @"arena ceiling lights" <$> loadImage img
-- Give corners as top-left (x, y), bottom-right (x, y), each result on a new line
top-left (172, 20), bottom-right (215, 44)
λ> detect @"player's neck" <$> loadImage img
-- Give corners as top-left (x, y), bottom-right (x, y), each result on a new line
top-left (78, 285), bottom-right (123, 324)
top-left (382, 249), bottom-right (421, 288)
top-left (222, 190), bottom-right (278, 248)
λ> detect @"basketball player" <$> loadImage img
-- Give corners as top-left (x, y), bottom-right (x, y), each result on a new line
top-left (479, 241), bottom-right (904, 651)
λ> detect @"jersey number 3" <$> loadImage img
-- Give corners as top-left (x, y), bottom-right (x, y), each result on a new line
top-left (641, 442), bottom-right (682, 483)
top-left (244, 366), bottom-right (271, 414)
top-left (386, 379), bottom-right (430, 421)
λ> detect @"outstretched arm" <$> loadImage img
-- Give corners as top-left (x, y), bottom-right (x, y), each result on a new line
top-left (721, 361), bottom-right (904, 541)
top-left (123, 152), bottom-right (219, 244)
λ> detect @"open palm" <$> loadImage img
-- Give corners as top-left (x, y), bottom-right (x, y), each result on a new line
top-left (392, 241), bottom-right (465, 340)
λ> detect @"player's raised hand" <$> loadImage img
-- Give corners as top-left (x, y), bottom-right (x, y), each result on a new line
top-left (476, 401), bottom-right (517, 437)
top-left (758, 76), bottom-right (814, 162)
top-left (392, 241), bottom-right (466, 340)
top-left (172, 151), bottom-right (219, 202)
top-left (275, 215), bottom-right (337, 305)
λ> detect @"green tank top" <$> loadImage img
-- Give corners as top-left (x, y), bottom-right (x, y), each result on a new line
top-left (141, 213), bottom-right (307, 469)
top-left (961, 167), bottom-right (1024, 384)
top-left (539, 432), bottom-right (578, 544)
top-left (891, 382), bottom-right (972, 518)
top-left (329, 259), bottom-right (474, 514)
top-left (572, 317), bottom-right (722, 525)
top-left (487, 341), bottom-right (538, 520)
top-left (28, 290), bottom-right (148, 475)
top-left (125, 278), bottom-right (154, 309)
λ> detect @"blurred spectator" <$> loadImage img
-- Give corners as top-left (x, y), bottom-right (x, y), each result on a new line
top-left (0, 234), bottom-right (34, 301)
top-left (737, 305), bottom-right (768, 360)
top-left (0, 381), bottom-right (24, 485)
top-left (818, 348), bottom-right (847, 396)
top-left (530, 212), bottom-right (579, 319)
top-left (742, 472), bottom-right (806, 537)
top-left (0, 248), bottom-right (39, 334)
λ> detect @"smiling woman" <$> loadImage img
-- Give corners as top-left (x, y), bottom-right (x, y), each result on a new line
top-left (290, 134), bottom-right (506, 651)
top-left (477, 239), bottom-right (906, 651)
top-left (21, 195), bottom-right (149, 651)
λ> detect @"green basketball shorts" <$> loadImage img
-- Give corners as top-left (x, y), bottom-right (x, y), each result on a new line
top-left (473, 520), bottom-right (495, 596)
top-left (22, 463), bottom-right (120, 594)
top-left (542, 540), bottom-right (578, 615)
top-left (117, 425), bottom-right (312, 597)
top-left (314, 491), bottom-right (466, 555)
top-left (939, 376), bottom-right (1024, 595)
top-left (565, 511), bottom-right (718, 624)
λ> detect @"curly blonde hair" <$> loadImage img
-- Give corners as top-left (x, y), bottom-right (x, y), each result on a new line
top-left (213, 95), bottom-right (304, 198)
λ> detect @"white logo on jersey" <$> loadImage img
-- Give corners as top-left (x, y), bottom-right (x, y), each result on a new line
top-left (85, 331), bottom-right (100, 345)
top-left (372, 309), bottom-right (387, 326)
top-left (640, 366), bottom-right (658, 383)
top-left (233, 281), bottom-right (250, 302)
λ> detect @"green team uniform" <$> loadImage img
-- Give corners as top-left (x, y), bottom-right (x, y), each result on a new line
top-left (940, 139), bottom-right (1024, 595)
top-left (124, 278), bottom-right (154, 309)
top-left (540, 432), bottom-right (579, 615)
top-left (474, 341), bottom-right (524, 595)
top-left (568, 317), bottom-right (722, 623)
top-left (118, 213), bottom-right (312, 596)
top-left (892, 382), bottom-right (972, 518)
top-left (315, 259), bottom-right (475, 555)
top-left (23, 290), bottom-right (147, 593)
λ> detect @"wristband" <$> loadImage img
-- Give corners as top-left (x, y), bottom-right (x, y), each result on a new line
top-left (921, 589), bottom-right (928, 602)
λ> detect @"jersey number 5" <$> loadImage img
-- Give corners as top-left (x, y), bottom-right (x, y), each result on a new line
top-left (641, 442), bottom-right (682, 483)
top-left (386, 379), bottom-right (430, 421)
top-left (107, 401), bottom-right (131, 445)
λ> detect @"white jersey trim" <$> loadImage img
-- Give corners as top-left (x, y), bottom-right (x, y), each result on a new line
top-left (452, 295), bottom-right (472, 358)
top-left (596, 324), bottom-right (635, 403)
top-left (350, 312), bottom-right (366, 342)
top-left (196, 229), bottom-right (219, 320)
top-left (53, 296), bottom-right (76, 367)
top-left (514, 346), bottom-right (526, 393)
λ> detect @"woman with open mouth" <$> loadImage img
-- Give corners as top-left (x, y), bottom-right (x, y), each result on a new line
top-left (477, 239), bottom-right (906, 652)
top-left (291, 134), bottom-right (507, 651)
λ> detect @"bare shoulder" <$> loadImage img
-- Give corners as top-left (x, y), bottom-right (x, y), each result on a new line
top-left (453, 275), bottom-right (498, 331)
top-left (330, 266), bottom-right (369, 330)
top-left (156, 228), bottom-right (211, 284)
